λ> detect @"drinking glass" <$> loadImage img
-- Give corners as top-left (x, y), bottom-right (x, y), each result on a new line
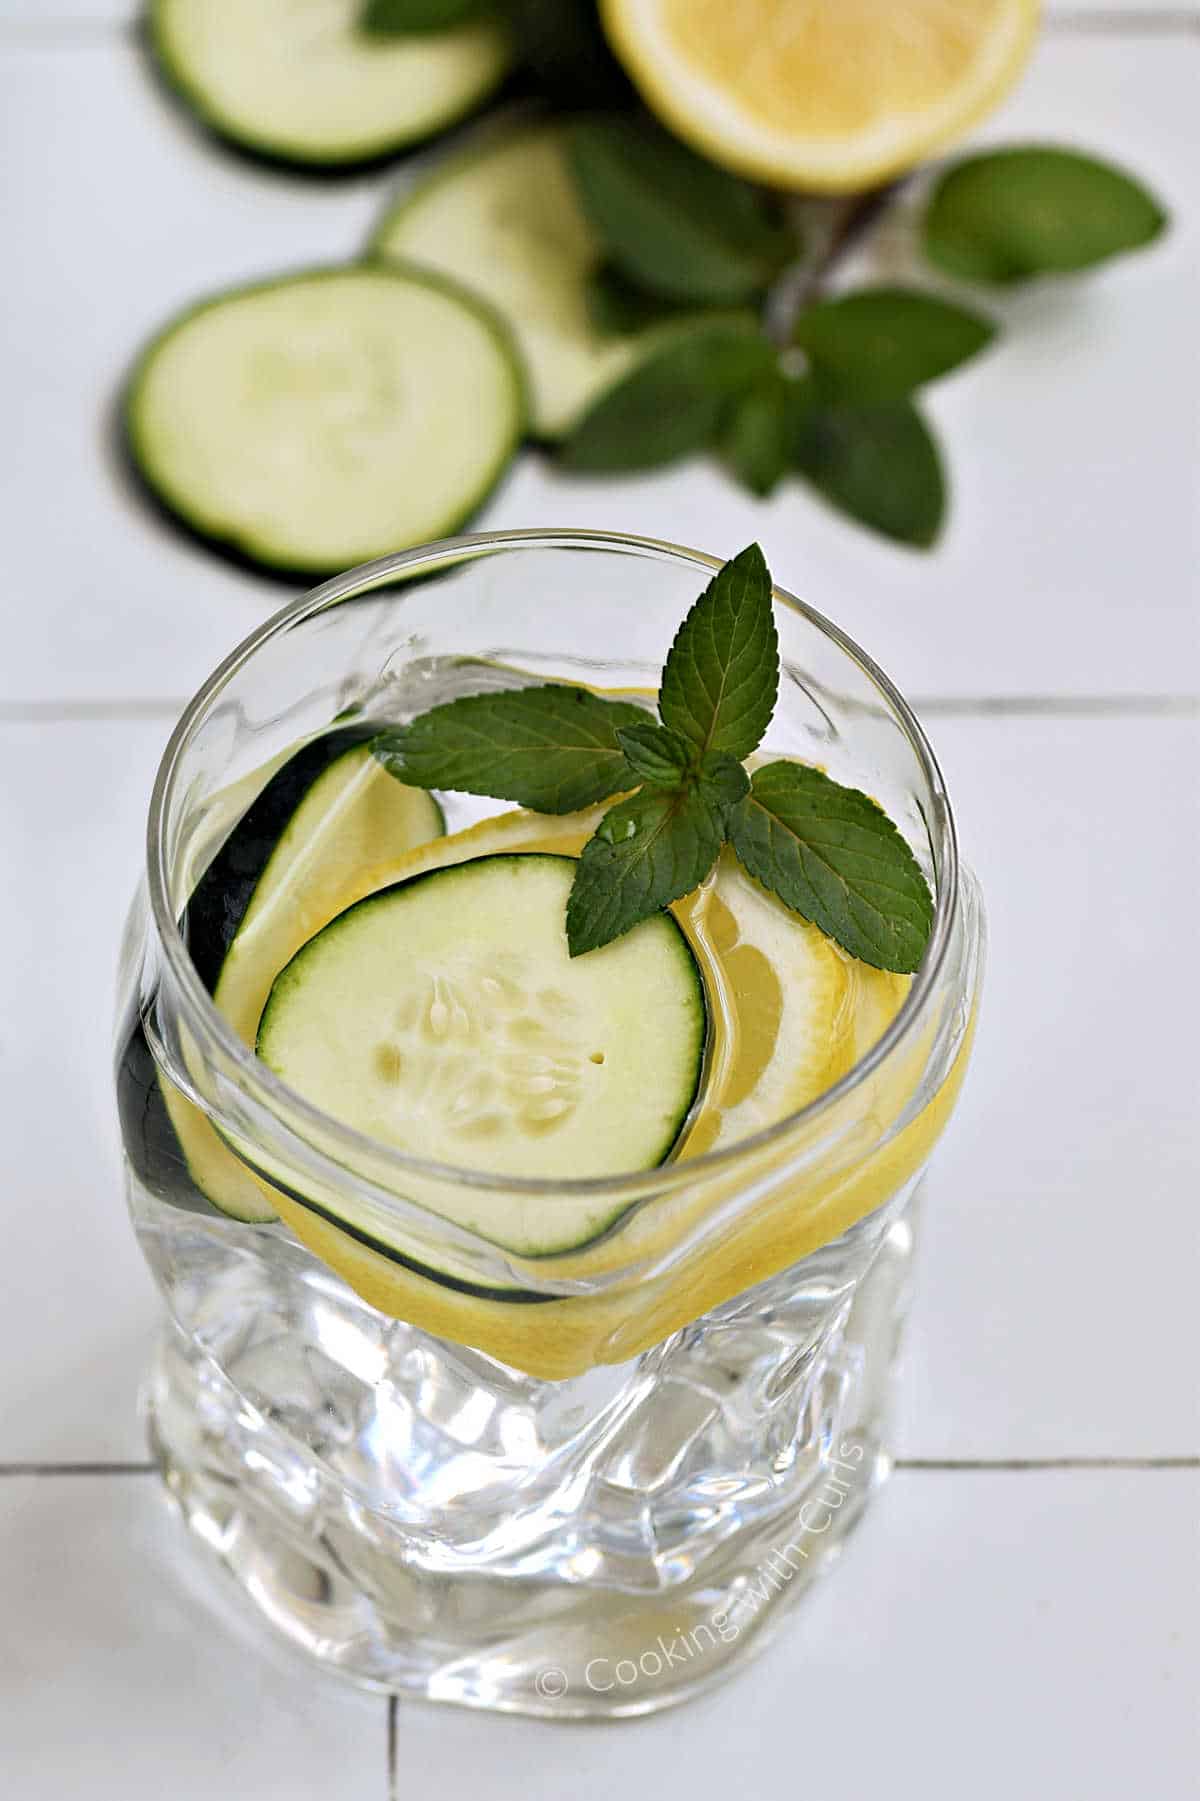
top-left (115, 530), bottom-right (984, 1717)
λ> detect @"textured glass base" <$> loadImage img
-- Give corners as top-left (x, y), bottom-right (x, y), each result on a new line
top-left (139, 1181), bottom-right (919, 1719)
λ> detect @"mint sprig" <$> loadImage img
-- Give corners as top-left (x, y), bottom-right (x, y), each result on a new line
top-left (372, 546), bottom-right (934, 969)
top-left (552, 141), bottom-right (1165, 549)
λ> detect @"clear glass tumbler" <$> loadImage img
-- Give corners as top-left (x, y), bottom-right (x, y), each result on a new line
top-left (115, 530), bottom-right (984, 1717)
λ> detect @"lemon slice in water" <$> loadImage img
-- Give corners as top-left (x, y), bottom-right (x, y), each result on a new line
top-left (680, 850), bottom-right (858, 1157)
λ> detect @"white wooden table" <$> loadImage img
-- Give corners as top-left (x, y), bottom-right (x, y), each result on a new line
top-left (2, 6), bottom-right (1197, 1796)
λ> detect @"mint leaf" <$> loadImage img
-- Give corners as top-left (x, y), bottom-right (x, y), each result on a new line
top-left (923, 146), bottom-right (1167, 285)
top-left (561, 318), bottom-right (774, 472)
top-left (372, 686), bottom-right (646, 814)
top-left (697, 750), bottom-right (750, 814)
top-left (586, 264), bottom-right (690, 339)
top-left (566, 784), bottom-right (724, 956)
top-left (659, 542), bottom-right (779, 760)
top-left (792, 389), bottom-right (945, 548)
top-left (720, 371), bottom-right (803, 498)
top-left (615, 722), bottom-right (692, 786)
top-left (361, 0), bottom-right (488, 32)
top-left (567, 117), bottom-right (794, 305)
top-left (728, 761), bottom-right (933, 973)
top-left (793, 286), bottom-right (995, 402)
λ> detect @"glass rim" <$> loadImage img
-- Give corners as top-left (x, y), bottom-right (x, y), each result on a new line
top-left (146, 527), bottom-right (963, 1202)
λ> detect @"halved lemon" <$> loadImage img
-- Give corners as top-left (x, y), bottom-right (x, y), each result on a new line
top-left (600, 0), bottom-right (1039, 194)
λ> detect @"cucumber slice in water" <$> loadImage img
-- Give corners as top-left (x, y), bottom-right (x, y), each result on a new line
top-left (256, 854), bottom-right (707, 1249)
top-left (117, 732), bottom-right (444, 1223)
top-left (201, 738), bottom-right (446, 1041)
top-left (148, 0), bottom-right (511, 168)
top-left (371, 122), bottom-right (663, 439)
top-left (126, 267), bottom-right (524, 576)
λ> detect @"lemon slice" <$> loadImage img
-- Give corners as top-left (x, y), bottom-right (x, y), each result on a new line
top-left (600, 0), bottom-right (1039, 193)
top-left (679, 850), bottom-right (856, 1157)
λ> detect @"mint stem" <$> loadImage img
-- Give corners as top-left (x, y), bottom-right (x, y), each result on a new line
top-left (765, 179), bottom-right (911, 347)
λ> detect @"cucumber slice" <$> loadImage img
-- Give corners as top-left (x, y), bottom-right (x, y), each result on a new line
top-left (148, 0), bottom-right (511, 168)
top-left (117, 731), bottom-right (444, 1223)
top-left (186, 726), bottom-right (376, 993)
top-left (256, 854), bottom-right (707, 1248)
top-left (371, 122), bottom-right (662, 439)
top-left (201, 738), bottom-right (446, 1040)
top-left (126, 267), bottom-right (525, 576)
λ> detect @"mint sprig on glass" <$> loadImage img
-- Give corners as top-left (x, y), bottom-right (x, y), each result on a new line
top-left (373, 544), bottom-right (933, 970)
